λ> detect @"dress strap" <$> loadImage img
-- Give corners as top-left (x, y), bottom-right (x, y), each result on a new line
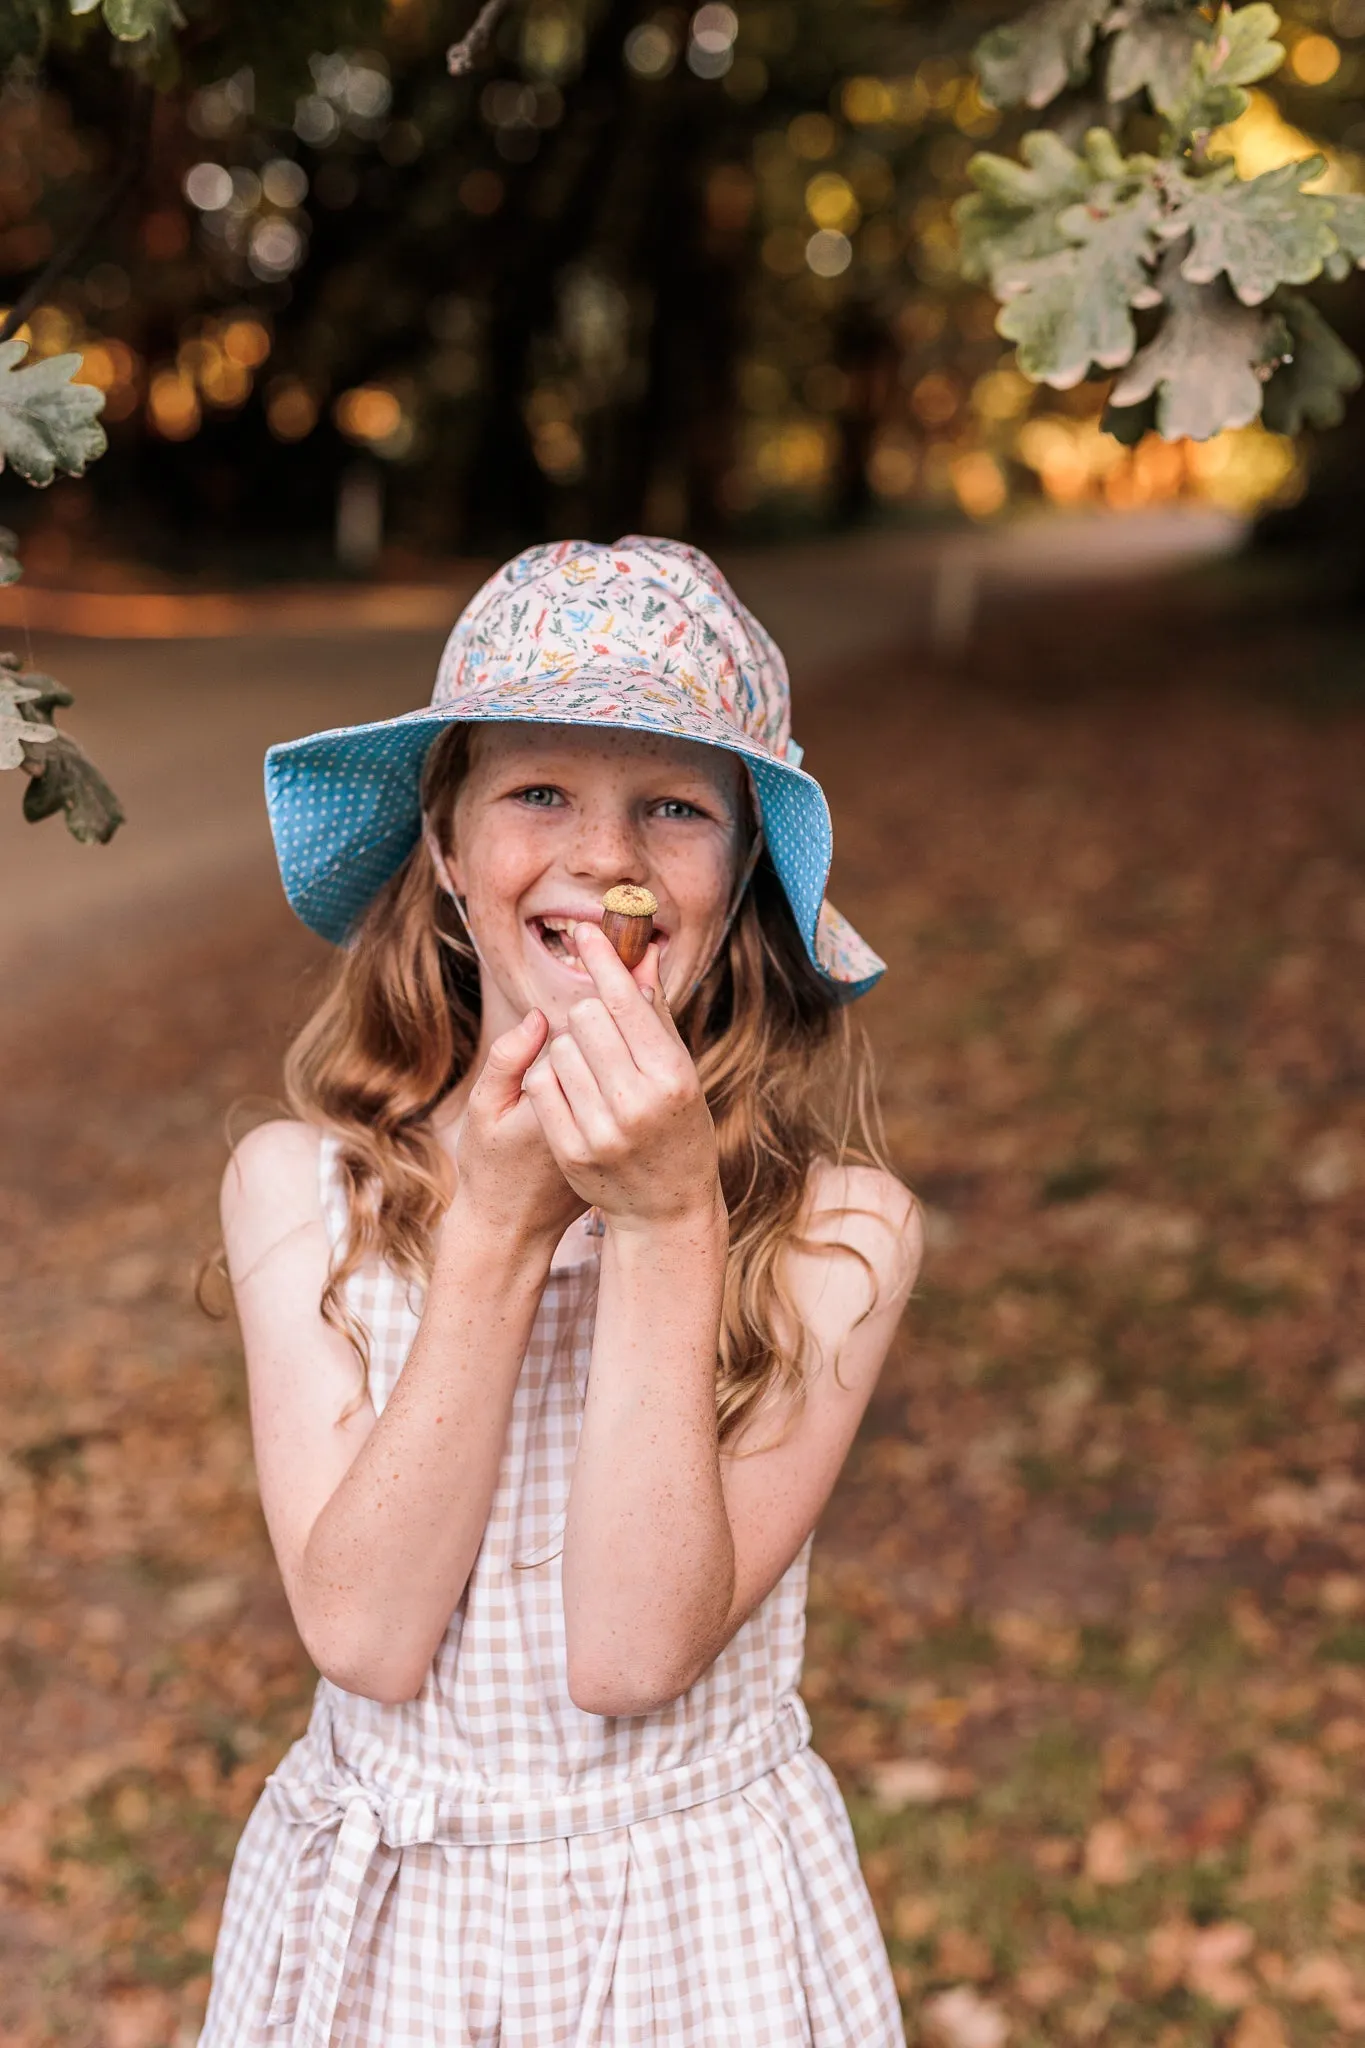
top-left (315, 1128), bottom-right (349, 1258)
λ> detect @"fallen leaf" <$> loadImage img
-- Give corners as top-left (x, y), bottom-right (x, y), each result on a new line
top-left (1295, 1130), bottom-right (1357, 1202)
top-left (1084, 1816), bottom-right (1135, 1885)
top-left (100, 1988), bottom-right (175, 2048)
top-left (1330, 1896), bottom-right (1365, 1937)
top-left (79, 1603), bottom-right (128, 1644)
top-left (865, 1757), bottom-right (949, 1809)
top-left (1148, 1919), bottom-right (1194, 1993)
top-left (989, 1609), bottom-right (1080, 1670)
top-left (165, 1576), bottom-right (242, 1632)
top-left (1030, 1835), bottom-right (1076, 1873)
top-left (0, 1797), bottom-right (51, 1882)
top-left (935, 1926), bottom-right (994, 1981)
top-left (1014, 1960), bottom-right (1073, 2008)
top-left (1237, 1801), bottom-right (1317, 1900)
top-left (1257, 1743), bottom-right (1332, 1799)
top-left (891, 1894), bottom-right (939, 1940)
top-left (921, 1985), bottom-right (1010, 2048)
top-left (1189, 1784), bottom-right (1252, 1847)
top-left (1229, 1593), bottom-right (1277, 1653)
top-left (1286, 1951), bottom-right (1357, 2014)
top-left (1229, 2008), bottom-right (1288, 2048)
top-left (1317, 1573), bottom-right (1365, 1616)
top-left (1184, 1921), bottom-right (1256, 2009)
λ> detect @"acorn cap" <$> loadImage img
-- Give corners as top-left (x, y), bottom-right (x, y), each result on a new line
top-left (601, 883), bottom-right (657, 919)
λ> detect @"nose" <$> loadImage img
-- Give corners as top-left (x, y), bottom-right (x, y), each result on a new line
top-left (564, 794), bottom-right (648, 891)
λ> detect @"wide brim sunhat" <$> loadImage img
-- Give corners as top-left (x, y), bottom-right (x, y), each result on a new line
top-left (265, 536), bottom-right (885, 1001)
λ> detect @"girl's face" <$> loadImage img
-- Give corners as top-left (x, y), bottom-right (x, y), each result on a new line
top-left (438, 723), bottom-right (747, 1038)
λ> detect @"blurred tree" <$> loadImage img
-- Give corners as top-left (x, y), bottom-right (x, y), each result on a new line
top-left (0, 0), bottom-right (1018, 580)
top-left (0, 0), bottom-right (1362, 834)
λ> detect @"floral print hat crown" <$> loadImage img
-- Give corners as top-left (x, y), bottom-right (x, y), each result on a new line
top-left (265, 535), bottom-right (885, 1000)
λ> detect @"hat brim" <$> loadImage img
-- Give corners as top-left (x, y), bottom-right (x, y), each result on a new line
top-left (264, 674), bottom-right (885, 1001)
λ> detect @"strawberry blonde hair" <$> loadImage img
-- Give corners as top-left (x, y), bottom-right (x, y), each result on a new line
top-left (283, 725), bottom-right (893, 1445)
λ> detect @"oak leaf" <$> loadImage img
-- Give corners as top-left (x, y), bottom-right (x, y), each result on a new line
top-left (1261, 290), bottom-right (1364, 434)
top-left (1107, 1), bottom-right (1214, 114)
top-left (1108, 260), bottom-right (1278, 439)
top-left (995, 172), bottom-right (1163, 387)
top-left (0, 340), bottom-right (107, 486)
top-left (1164, 3), bottom-right (1286, 138)
top-left (0, 673), bottom-right (57, 770)
top-left (1169, 159), bottom-right (1339, 305)
top-left (957, 130), bottom-right (1098, 289)
top-left (975, 0), bottom-right (1112, 109)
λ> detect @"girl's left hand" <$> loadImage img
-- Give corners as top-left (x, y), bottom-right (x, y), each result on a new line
top-left (521, 923), bottom-right (723, 1235)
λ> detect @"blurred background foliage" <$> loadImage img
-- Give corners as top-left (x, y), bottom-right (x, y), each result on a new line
top-left (0, 0), bottom-right (1362, 580)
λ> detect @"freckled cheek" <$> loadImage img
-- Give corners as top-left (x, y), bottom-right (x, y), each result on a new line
top-left (459, 825), bottom-right (552, 929)
top-left (660, 850), bottom-right (737, 956)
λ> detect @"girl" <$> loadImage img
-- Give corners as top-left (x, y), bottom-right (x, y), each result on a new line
top-left (202, 537), bottom-right (921, 2048)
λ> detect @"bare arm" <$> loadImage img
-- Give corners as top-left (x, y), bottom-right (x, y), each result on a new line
top-left (522, 921), bottom-right (921, 1715)
top-left (562, 1164), bottom-right (920, 1713)
top-left (560, 1192), bottom-right (734, 1714)
top-left (223, 1012), bottom-right (582, 1704)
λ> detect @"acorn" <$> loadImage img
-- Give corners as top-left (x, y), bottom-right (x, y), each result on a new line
top-left (600, 883), bottom-right (658, 969)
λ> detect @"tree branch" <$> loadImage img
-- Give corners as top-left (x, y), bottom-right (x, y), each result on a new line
top-left (446, 0), bottom-right (517, 76)
top-left (0, 77), bottom-right (154, 347)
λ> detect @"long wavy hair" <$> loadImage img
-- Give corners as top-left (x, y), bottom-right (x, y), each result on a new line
top-left (284, 723), bottom-right (896, 1446)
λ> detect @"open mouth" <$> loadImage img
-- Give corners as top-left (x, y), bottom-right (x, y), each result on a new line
top-left (529, 914), bottom-right (662, 966)
top-left (531, 915), bottom-right (589, 965)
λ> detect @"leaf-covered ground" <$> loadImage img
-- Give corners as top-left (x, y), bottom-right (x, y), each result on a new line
top-left (3, 574), bottom-right (1365, 2047)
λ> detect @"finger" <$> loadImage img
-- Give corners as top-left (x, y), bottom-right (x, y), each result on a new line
top-left (475, 1009), bottom-right (549, 1112)
top-left (562, 994), bottom-right (641, 1111)
top-left (573, 923), bottom-right (678, 1071)
top-left (547, 1031), bottom-right (623, 1154)
top-left (633, 941), bottom-right (683, 1041)
top-left (521, 1045), bottom-right (589, 1165)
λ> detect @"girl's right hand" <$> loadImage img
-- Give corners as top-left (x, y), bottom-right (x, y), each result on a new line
top-left (447, 1009), bottom-right (588, 1254)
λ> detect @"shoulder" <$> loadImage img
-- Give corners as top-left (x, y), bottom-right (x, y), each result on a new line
top-left (800, 1159), bottom-right (923, 1305)
top-left (220, 1119), bottom-right (327, 1268)
top-left (727, 1162), bottom-right (919, 1455)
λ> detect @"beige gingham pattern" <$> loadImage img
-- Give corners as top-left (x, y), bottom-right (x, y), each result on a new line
top-left (199, 1135), bottom-right (904, 2047)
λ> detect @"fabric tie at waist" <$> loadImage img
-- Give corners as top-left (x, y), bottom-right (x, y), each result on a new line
top-left (263, 1693), bottom-right (811, 2047)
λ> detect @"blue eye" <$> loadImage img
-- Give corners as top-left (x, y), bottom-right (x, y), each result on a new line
top-left (654, 799), bottom-right (704, 820)
top-left (515, 786), bottom-right (561, 807)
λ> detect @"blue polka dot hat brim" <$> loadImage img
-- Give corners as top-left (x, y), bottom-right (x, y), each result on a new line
top-left (264, 677), bottom-right (885, 1002)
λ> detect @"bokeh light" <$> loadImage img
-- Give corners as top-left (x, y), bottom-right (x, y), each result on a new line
top-left (805, 228), bottom-right (852, 277)
top-left (222, 318), bottom-right (271, 369)
top-left (147, 369), bottom-right (201, 440)
top-left (183, 162), bottom-right (233, 212)
top-left (688, 4), bottom-right (738, 78)
top-left (804, 172), bottom-right (859, 232)
top-left (265, 377), bottom-right (319, 441)
top-left (1290, 32), bottom-right (1343, 81)
top-left (624, 23), bottom-right (676, 79)
top-left (260, 159), bottom-right (308, 209)
top-left (334, 385), bottom-right (403, 444)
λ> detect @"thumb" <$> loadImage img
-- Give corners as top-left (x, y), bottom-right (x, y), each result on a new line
top-left (479, 1009), bottom-right (549, 1106)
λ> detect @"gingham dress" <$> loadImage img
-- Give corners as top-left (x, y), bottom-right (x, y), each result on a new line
top-left (200, 1134), bottom-right (904, 2048)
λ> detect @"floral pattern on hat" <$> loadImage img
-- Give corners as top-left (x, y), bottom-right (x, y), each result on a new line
top-left (435, 537), bottom-right (795, 763)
